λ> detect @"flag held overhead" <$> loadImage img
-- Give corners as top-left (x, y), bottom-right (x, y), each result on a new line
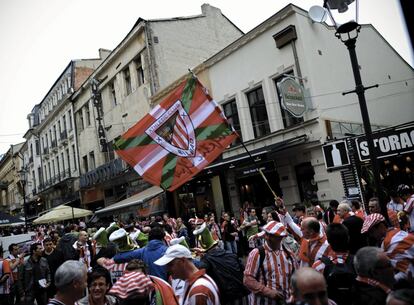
top-left (114, 76), bottom-right (238, 191)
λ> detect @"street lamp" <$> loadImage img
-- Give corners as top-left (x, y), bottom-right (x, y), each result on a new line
top-left (18, 167), bottom-right (28, 230)
top-left (309, 0), bottom-right (387, 221)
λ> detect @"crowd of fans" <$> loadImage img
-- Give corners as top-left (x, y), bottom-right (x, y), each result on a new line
top-left (0, 184), bottom-right (413, 305)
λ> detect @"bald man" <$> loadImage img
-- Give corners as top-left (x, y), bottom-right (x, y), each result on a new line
top-left (290, 267), bottom-right (336, 305)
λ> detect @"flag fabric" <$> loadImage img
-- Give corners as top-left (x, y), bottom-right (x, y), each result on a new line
top-left (114, 76), bottom-right (238, 191)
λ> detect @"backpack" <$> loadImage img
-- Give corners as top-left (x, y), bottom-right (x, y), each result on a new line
top-left (202, 247), bottom-right (250, 303)
top-left (320, 254), bottom-right (356, 305)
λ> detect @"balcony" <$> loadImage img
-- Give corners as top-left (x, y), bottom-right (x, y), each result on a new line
top-left (80, 158), bottom-right (127, 188)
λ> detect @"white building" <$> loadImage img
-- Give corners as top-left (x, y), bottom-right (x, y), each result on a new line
top-left (151, 4), bottom-right (414, 215)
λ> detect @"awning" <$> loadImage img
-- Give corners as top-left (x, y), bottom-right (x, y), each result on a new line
top-left (95, 185), bottom-right (164, 215)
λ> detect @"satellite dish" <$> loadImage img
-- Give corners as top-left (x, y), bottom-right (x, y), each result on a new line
top-left (308, 5), bottom-right (327, 23)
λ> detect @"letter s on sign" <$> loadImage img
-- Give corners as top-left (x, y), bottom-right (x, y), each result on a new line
top-left (359, 141), bottom-right (369, 156)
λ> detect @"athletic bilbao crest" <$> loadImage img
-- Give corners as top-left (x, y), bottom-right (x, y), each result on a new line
top-left (145, 100), bottom-right (196, 157)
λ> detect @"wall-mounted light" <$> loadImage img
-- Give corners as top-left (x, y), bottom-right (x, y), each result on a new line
top-left (406, 156), bottom-right (412, 163)
top-left (393, 164), bottom-right (399, 172)
top-left (406, 167), bottom-right (411, 174)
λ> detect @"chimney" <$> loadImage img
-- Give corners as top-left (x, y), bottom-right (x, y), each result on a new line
top-left (201, 3), bottom-right (221, 16)
top-left (98, 48), bottom-right (111, 60)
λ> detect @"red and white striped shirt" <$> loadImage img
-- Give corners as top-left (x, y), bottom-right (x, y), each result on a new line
top-left (98, 258), bottom-right (128, 284)
top-left (298, 234), bottom-right (331, 267)
top-left (244, 243), bottom-right (297, 305)
top-left (312, 252), bottom-right (350, 273)
top-left (382, 228), bottom-right (414, 275)
top-left (182, 269), bottom-right (220, 305)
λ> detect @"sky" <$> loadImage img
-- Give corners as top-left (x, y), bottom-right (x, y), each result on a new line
top-left (0, 0), bottom-right (412, 155)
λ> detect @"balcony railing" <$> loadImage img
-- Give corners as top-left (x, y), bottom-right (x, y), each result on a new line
top-left (80, 158), bottom-right (127, 188)
top-left (38, 169), bottom-right (72, 191)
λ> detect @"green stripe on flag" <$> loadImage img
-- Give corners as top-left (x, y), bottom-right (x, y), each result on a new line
top-left (160, 154), bottom-right (177, 189)
top-left (181, 77), bottom-right (196, 113)
top-left (195, 123), bottom-right (233, 141)
top-left (114, 134), bottom-right (154, 150)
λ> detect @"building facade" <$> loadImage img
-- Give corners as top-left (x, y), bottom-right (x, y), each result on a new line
top-left (72, 4), bottom-right (243, 217)
top-left (150, 4), bottom-right (414, 217)
top-left (23, 53), bottom-right (109, 217)
top-left (0, 143), bottom-right (25, 215)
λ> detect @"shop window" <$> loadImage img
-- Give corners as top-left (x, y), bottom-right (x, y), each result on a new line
top-left (246, 86), bottom-right (270, 138)
top-left (222, 99), bottom-right (241, 145)
top-left (274, 72), bottom-right (303, 128)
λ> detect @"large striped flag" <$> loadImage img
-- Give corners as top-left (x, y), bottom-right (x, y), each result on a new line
top-left (114, 76), bottom-right (238, 191)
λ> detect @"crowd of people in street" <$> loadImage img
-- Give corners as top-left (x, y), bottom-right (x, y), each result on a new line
top-left (0, 184), bottom-right (413, 305)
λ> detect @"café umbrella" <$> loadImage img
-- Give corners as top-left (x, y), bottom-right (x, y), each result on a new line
top-left (33, 205), bottom-right (93, 224)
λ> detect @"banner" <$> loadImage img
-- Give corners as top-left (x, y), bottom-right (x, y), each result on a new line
top-left (114, 76), bottom-right (238, 191)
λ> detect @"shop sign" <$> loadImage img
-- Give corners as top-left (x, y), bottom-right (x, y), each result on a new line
top-left (278, 77), bottom-right (307, 118)
top-left (355, 126), bottom-right (414, 162)
top-left (322, 140), bottom-right (350, 170)
top-left (235, 160), bottom-right (275, 177)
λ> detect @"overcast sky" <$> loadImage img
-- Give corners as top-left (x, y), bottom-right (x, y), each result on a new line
top-left (0, 0), bottom-right (412, 154)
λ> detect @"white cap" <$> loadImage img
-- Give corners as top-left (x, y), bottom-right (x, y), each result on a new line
top-left (154, 244), bottom-right (192, 266)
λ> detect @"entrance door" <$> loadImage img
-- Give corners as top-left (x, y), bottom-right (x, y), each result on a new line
top-left (295, 162), bottom-right (318, 205)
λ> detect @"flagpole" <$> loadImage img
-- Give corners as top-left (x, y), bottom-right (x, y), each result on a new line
top-left (239, 141), bottom-right (280, 201)
top-left (185, 69), bottom-right (280, 200)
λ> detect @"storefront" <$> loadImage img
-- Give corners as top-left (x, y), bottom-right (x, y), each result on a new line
top-left (353, 122), bottom-right (414, 199)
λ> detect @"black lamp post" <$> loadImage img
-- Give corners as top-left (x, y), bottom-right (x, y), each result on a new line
top-left (309, 0), bottom-right (387, 221)
top-left (19, 167), bottom-right (28, 230)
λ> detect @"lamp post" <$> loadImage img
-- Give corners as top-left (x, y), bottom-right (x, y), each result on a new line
top-left (309, 0), bottom-right (387, 221)
top-left (19, 167), bottom-right (28, 230)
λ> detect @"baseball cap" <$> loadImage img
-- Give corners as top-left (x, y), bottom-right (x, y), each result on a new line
top-left (154, 244), bottom-right (192, 266)
top-left (361, 213), bottom-right (385, 233)
top-left (262, 221), bottom-right (287, 237)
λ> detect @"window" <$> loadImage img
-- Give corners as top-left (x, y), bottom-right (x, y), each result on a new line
top-left (38, 167), bottom-right (42, 185)
top-left (110, 81), bottom-right (117, 106)
top-left (222, 99), bottom-right (241, 146)
top-left (246, 86), bottom-right (270, 138)
top-left (85, 105), bottom-right (91, 126)
top-left (105, 140), bottom-right (116, 162)
top-left (72, 145), bottom-right (77, 170)
top-left (35, 140), bottom-right (40, 155)
top-left (61, 152), bottom-right (65, 172)
top-left (53, 125), bottom-right (57, 141)
top-left (62, 115), bottom-right (67, 131)
top-left (124, 68), bottom-right (132, 95)
top-left (89, 151), bottom-right (96, 170)
top-left (78, 110), bottom-right (84, 131)
top-left (68, 110), bottom-right (73, 130)
top-left (83, 155), bottom-right (89, 173)
top-left (52, 160), bottom-right (56, 178)
top-left (135, 56), bottom-right (145, 87)
top-left (56, 156), bottom-right (60, 178)
top-left (274, 73), bottom-right (303, 128)
top-left (30, 144), bottom-right (34, 158)
top-left (66, 149), bottom-right (71, 173)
